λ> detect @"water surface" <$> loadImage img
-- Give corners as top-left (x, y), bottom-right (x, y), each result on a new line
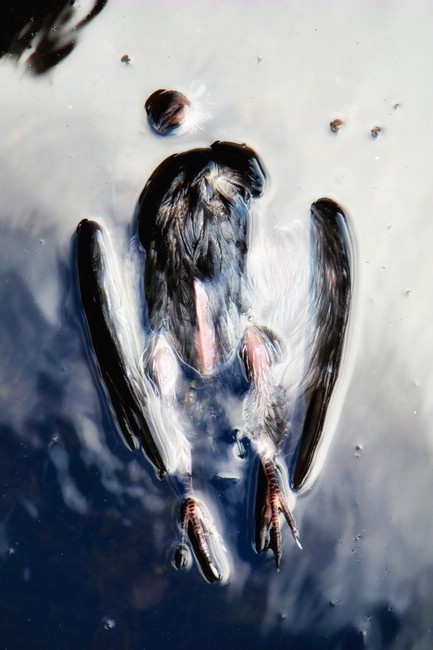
top-left (1, 2), bottom-right (433, 648)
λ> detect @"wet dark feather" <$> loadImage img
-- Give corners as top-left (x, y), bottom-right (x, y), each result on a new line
top-left (292, 198), bottom-right (352, 489)
top-left (137, 141), bottom-right (266, 369)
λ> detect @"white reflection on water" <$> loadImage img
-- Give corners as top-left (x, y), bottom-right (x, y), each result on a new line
top-left (1, 1), bottom-right (433, 647)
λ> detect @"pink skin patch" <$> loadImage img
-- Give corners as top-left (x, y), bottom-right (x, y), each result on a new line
top-left (243, 328), bottom-right (272, 382)
top-left (193, 280), bottom-right (216, 375)
top-left (153, 344), bottom-right (178, 401)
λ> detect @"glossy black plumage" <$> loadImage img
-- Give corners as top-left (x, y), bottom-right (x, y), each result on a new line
top-left (76, 141), bottom-right (353, 581)
top-left (76, 219), bottom-right (167, 476)
top-left (137, 141), bottom-right (266, 370)
top-left (292, 198), bottom-right (352, 489)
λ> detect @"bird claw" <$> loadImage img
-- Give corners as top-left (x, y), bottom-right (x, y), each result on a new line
top-left (174, 497), bottom-right (223, 584)
top-left (255, 458), bottom-right (302, 569)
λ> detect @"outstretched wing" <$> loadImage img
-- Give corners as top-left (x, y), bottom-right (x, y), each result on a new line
top-left (247, 197), bottom-right (353, 492)
top-left (76, 219), bottom-right (167, 477)
top-left (246, 197), bottom-right (352, 563)
top-left (293, 198), bottom-right (353, 489)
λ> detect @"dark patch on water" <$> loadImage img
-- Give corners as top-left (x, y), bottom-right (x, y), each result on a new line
top-left (0, 0), bottom-right (108, 74)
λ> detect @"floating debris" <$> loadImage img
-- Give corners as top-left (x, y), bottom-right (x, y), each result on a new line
top-left (370, 126), bottom-right (382, 139)
top-left (330, 118), bottom-right (343, 133)
top-left (120, 54), bottom-right (131, 64)
top-left (145, 89), bottom-right (191, 136)
top-left (102, 616), bottom-right (116, 631)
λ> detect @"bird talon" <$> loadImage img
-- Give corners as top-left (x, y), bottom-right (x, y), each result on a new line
top-left (179, 497), bottom-right (223, 584)
top-left (256, 458), bottom-right (301, 568)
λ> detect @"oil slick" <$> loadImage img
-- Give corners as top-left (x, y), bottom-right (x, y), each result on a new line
top-left (76, 141), bottom-right (353, 583)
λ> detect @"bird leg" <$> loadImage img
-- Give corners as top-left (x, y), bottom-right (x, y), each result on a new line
top-left (241, 325), bottom-right (302, 568)
top-left (193, 279), bottom-right (216, 376)
top-left (174, 495), bottom-right (223, 583)
top-left (255, 457), bottom-right (302, 569)
top-left (146, 335), bottom-right (225, 583)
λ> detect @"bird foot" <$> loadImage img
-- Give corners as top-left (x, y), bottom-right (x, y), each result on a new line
top-left (174, 496), bottom-right (223, 583)
top-left (256, 458), bottom-right (302, 569)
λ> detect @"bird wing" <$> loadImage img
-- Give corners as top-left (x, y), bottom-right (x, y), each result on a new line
top-left (76, 218), bottom-right (177, 478)
top-left (247, 197), bottom-right (353, 491)
top-left (293, 198), bottom-right (353, 489)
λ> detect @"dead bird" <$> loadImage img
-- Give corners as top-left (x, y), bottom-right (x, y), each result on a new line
top-left (76, 140), bottom-right (352, 583)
